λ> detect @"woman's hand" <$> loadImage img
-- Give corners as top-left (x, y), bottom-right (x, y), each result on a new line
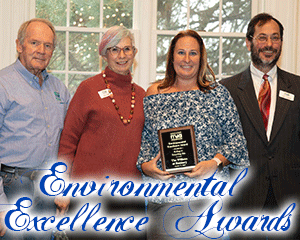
top-left (55, 196), bottom-right (70, 216)
top-left (185, 154), bottom-right (229, 179)
top-left (141, 152), bottom-right (175, 180)
top-left (184, 160), bottom-right (218, 179)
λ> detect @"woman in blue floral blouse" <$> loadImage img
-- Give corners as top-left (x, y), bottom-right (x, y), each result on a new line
top-left (136, 30), bottom-right (250, 240)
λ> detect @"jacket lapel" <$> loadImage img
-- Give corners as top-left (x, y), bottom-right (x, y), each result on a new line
top-left (269, 68), bottom-right (293, 144)
top-left (237, 67), bottom-right (268, 145)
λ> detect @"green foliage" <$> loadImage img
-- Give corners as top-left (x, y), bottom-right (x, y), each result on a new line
top-left (36, 0), bottom-right (67, 26)
top-left (103, 0), bottom-right (133, 28)
top-left (70, 0), bottom-right (100, 28)
top-left (37, 0), bottom-right (251, 90)
top-left (156, 0), bottom-right (251, 76)
top-left (157, 0), bottom-right (187, 30)
top-left (36, 0), bottom-right (133, 91)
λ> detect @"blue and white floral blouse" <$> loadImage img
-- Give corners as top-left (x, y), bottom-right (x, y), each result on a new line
top-left (136, 84), bottom-right (249, 203)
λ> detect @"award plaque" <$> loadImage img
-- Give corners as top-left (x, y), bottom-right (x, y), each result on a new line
top-left (158, 125), bottom-right (198, 174)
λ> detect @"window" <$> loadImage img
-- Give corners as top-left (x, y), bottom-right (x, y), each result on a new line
top-left (36, 0), bottom-right (134, 95)
top-left (36, 0), bottom-right (252, 93)
top-left (154, 0), bottom-right (252, 80)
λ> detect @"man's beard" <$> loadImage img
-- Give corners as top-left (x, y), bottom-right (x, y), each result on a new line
top-left (250, 42), bottom-right (281, 70)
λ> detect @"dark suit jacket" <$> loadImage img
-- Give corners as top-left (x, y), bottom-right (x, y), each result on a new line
top-left (220, 66), bottom-right (300, 210)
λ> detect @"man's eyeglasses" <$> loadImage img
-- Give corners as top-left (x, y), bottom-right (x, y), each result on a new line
top-left (251, 34), bottom-right (281, 43)
top-left (107, 46), bottom-right (136, 56)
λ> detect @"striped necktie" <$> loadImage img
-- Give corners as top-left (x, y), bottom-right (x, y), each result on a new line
top-left (258, 74), bottom-right (271, 132)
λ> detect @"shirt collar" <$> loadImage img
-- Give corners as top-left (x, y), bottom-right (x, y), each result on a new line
top-left (250, 62), bottom-right (277, 82)
top-left (15, 59), bottom-right (49, 85)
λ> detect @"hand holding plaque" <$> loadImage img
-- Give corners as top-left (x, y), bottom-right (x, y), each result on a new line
top-left (158, 125), bottom-right (198, 174)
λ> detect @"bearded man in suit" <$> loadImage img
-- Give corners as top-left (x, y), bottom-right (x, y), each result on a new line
top-left (221, 13), bottom-right (300, 240)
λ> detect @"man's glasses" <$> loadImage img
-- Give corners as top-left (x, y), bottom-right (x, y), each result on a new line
top-left (251, 34), bottom-right (281, 43)
top-left (107, 46), bottom-right (136, 56)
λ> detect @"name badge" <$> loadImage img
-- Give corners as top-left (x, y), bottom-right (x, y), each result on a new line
top-left (98, 89), bottom-right (112, 99)
top-left (279, 90), bottom-right (294, 101)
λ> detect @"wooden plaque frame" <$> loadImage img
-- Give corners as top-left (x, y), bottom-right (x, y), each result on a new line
top-left (158, 125), bottom-right (198, 174)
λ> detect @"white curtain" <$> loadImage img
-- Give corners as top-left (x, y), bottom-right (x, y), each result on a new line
top-left (256, 0), bottom-right (300, 75)
top-left (0, 0), bottom-right (35, 69)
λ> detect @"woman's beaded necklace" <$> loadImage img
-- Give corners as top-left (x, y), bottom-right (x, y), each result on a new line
top-left (103, 72), bottom-right (136, 125)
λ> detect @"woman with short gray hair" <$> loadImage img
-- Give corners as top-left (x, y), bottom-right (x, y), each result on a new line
top-left (55, 26), bottom-right (146, 239)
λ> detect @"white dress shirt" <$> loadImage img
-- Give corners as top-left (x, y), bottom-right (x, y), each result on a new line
top-left (250, 63), bottom-right (277, 141)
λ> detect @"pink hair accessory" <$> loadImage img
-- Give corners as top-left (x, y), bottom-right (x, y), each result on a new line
top-left (98, 28), bottom-right (119, 56)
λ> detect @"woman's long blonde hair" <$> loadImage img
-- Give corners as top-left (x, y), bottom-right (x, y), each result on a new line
top-left (158, 30), bottom-right (216, 92)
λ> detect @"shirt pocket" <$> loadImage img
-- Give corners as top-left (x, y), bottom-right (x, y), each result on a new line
top-left (52, 102), bottom-right (68, 130)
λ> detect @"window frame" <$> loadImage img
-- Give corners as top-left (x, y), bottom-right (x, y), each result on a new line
top-left (32, 0), bottom-right (260, 90)
top-left (150, 0), bottom-right (258, 82)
